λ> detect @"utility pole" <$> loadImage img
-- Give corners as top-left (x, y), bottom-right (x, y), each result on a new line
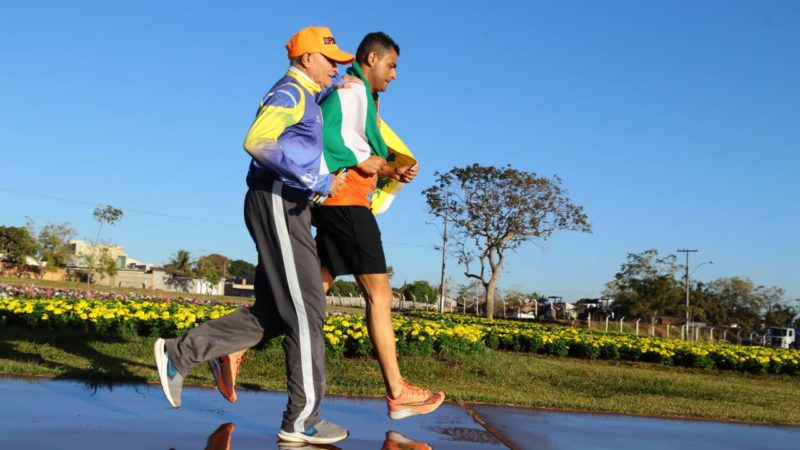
top-left (677, 249), bottom-right (697, 340)
top-left (438, 211), bottom-right (448, 314)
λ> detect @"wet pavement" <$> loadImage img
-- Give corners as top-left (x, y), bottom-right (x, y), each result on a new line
top-left (469, 404), bottom-right (800, 450)
top-left (1, 376), bottom-right (798, 449)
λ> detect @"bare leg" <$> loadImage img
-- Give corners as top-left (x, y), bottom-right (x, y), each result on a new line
top-left (354, 273), bottom-right (404, 399)
top-left (320, 266), bottom-right (335, 294)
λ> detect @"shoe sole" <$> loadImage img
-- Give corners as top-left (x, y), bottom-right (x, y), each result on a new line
top-left (207, 358), bottom-right (237, 403)
top-left (277, 429), bottom-right (349, 445)
top-left (154, 338), bottom-right (179, 408)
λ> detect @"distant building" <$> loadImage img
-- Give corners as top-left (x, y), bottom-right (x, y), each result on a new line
top-left (66, 240), bottom-right (127, 269)
top-left (96, 268), bottom-right (225, 296)
top-left (225, 278), bottom-right (255, 298)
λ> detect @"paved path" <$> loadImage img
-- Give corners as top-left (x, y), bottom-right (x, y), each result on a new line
top-left (0, 377), bottom-right (797, 449)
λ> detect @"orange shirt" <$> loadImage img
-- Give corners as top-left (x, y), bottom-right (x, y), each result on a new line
top-left (322, 168), bottom-right (376, 208)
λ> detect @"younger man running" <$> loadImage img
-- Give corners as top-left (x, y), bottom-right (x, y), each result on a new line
top-left (315, 31), bottom-right (444, 420)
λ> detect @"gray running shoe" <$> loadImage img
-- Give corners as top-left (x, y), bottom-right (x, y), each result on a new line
top-left (277, 420), bottom-right (349, 445)
top-left (154, 338), bottom-right (183, 408)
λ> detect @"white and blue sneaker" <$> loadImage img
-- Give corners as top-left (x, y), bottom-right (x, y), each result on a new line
top-left (277, 420), bottom-right (349, 445)
top-left (154, 338), bottom-right (183, 408)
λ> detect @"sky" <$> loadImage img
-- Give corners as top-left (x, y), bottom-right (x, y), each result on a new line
top-left (1, 1), bottom-right (798, 302)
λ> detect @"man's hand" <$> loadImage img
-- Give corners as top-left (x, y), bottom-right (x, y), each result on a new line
top-left (336, 75), bottom-right (364, 89)
top-left (356, 155), bottom-right (386, 175)
top-left (327, 174), bottom-right (345, 197)
top-left (394, 164), bottom-right (419, 183)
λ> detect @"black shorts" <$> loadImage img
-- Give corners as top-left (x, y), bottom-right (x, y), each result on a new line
top-left (312, 205), bottom-right (387, 277)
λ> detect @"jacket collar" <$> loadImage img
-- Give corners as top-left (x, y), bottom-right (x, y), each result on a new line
top-left (287, 66), bottom-right (322, 94)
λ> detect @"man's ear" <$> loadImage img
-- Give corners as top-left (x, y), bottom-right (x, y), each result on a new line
top-left (365, 51), bottom-right (378, 68)
top-left (300, 53), bottom-right (313, 68)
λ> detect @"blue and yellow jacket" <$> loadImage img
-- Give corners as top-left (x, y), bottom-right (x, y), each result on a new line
top-left (243, 67), bottom-right (333, 196)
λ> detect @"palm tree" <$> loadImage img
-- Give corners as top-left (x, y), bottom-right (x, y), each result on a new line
top-left (167, 249), bottom-right (193, 277)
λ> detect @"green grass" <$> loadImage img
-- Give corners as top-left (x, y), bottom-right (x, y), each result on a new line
top-left (1, 325), bottom-right (799, 424)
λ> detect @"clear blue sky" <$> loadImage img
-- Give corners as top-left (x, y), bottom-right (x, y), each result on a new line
top-left (1, 1), bottom-right (798, 302)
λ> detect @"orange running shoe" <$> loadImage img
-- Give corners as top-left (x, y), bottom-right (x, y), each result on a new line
top-left (205, 423), bottom-right (235, 450)
top-left (381, 431), bottom-right (432, 450)
top-left (386, 379), bottom-right (445, 420)
top-left (207, 350), bottom-right (245, 403)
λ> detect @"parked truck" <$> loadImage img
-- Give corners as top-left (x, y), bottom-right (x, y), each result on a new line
top-left (764, 327), bottom-right (796, 349)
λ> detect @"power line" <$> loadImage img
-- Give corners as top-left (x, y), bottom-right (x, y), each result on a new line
top-left (0, 186), bottom-right (241, 227)
top-left (383, 240), bottom-right (435, 249)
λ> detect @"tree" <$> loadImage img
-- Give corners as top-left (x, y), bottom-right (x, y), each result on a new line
top-left (328, 280), bottom-right (362, 297)
top-left (198, 254), bottom-right (230, 280)
top-left (605, 249), bottom-right (683, 328)
top-left (424, 164), bottom-right (591, 319)
top-left (29, 221), bottom-right (76, 271)
top-left (92, 205), bottom-right (124, 246)
top-left (686, 281), bottom-right (721, 324)
top-left (707, 277), bottom-right (764, 329)
top-left (80, 246), bottom-right (120, 283)
top-left (400, 280), bottom-right (437, 304)
top-left (84, 205), bottom-right (124, 285)
top-left (453, 279), bottom-right (484, 314)
top-left (763, 303), bottom-right (796, 328)
top-left (166, 249), bottom-right (194, 277)
top-left (0, 226), bottom-right (38, 266)
top-left (228, 259), bottom-right (256, 282)
top-left (195, 256), bottom-right (222, 293)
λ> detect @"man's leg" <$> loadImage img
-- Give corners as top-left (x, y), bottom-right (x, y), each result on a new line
top-left (316, 205), bottom-right (443, 419)
top-left (320, 266), bottom-right (335, 293)
top-left (355, 272), bottom-right (445, 420)
top-left (246, 182), bottom-right (345, 443)
top-left (206, 263), bottom-right (282, 403)
top-left (155, 305), bottom-right (267, 408)
top-left (166, 308), bottom-right (267, 376)
top-left (353, 273), bottom-right (403, 397)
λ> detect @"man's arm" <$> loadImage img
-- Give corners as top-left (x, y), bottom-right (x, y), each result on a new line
top-left (243, 85), bottom-right (333, 195)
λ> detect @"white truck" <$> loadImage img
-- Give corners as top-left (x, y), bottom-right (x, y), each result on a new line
top-left (764, 327), bottom-right (796, 349)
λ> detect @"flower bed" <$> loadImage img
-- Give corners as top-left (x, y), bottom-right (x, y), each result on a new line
top-left (1, 285), bottom-right (797, 376)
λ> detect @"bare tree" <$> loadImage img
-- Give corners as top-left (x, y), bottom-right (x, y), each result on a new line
top-left (85, 205), bottom-right (124, 285)
top-left (424, 164), bottom-right (591, 319)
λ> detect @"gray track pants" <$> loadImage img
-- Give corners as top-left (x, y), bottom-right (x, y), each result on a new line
top-left (165, 181), bottom-right (327, 433)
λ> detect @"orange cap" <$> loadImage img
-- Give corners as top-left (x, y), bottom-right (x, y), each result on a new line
top-left (286, 26), bottom-right (355, 64)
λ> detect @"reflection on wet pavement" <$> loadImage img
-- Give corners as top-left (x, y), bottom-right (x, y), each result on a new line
top-left (0, 377), bottom-right (503, 449)
top-left (3, 376), bottom-right (796, 450)
top-left (468, 403), bottom-right (800, 450)
top-left (380, 431), bottom-right (431, 450)
top-left (206, 422), bottom-right (235, 450)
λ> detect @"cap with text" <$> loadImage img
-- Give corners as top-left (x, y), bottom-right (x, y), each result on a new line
top-left (286, 26), bottom-right (355, 64)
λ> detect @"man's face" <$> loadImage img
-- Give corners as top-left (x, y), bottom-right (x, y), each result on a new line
top-left (368, 48), bottom-right (398, 93)
top-left (306, 53), bottom-right (339, 88)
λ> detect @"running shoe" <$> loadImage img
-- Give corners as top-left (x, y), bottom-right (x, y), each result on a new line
top-left (386, 379), bottom-right (445, 420)
top-left (154, 338), bottom-right (183, 408)
top-left (207, 351), bottom-right (244, 403)
top-left (277, 420), bottom-right (349, 445)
